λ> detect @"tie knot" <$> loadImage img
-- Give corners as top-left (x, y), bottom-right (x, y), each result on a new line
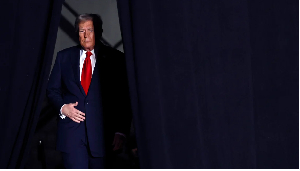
top-left (86, 51), bottom-right (92, 58)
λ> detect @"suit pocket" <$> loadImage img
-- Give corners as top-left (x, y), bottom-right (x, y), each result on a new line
top-left (58, 116), bottom-right (72, 123)
top-left (58, 116), bottom-right (81, 129)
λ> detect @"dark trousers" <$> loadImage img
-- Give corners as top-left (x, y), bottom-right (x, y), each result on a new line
top-left (62, 136), bottom-right (104, 169)
top-left (61, 145), bottom-right (104, 169)
top-left (61, 121), bottom-right (105, 169)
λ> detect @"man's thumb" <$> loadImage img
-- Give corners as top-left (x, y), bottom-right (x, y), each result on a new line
top-left (74, 102), bottom-right (78, 106)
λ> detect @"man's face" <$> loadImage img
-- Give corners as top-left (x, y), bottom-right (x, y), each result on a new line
top-left (78, 20), bottom-right (95, 51)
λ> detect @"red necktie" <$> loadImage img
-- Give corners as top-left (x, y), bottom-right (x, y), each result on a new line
top-left (81, 51), bottom-right (92, 95)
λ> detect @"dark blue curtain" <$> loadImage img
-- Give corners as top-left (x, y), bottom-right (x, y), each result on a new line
top-left (0, 0), bottom-right (64, 168)
top-left (117, 0), bottom-right (298, 168)
top-left (0, 0), bottom-right (297, 169)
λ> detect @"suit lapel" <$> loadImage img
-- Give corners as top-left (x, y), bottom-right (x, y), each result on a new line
top-left (71, 45), bottom-right (87, 97)
top-left (86, 44), bottom-right (102, 97)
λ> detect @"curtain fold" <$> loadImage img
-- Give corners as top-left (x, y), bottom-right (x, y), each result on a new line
top-left (117, 0), bottom-right (298, 168)
top-left (0, 0), bottom-right (64, 168)
top-left (248, 0), bottom-right (299, 168)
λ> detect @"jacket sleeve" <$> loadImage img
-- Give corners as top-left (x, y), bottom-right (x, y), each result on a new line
top-left (113, 51), bottom-right (132, 137)
top-left (46, 52), bottom-right (65, 113)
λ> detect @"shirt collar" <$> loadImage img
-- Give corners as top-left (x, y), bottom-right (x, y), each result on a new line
top-left (80, 48), bottom-right (95, 57)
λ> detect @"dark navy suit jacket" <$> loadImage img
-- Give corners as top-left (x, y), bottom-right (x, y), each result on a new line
top-left (47, 43), bottom-right (131, 157)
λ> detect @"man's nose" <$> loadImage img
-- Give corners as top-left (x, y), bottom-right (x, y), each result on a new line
top-left (84, 31), bottom-right (87, 38)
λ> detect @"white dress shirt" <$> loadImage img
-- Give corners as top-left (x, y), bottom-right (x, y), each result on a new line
top-left (80, 49), bottom-right (96, 81)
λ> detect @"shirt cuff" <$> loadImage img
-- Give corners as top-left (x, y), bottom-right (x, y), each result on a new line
top-left (115, 132), bottom-right (126, 138)
top-left (59, 104), bottom-right (66, 119)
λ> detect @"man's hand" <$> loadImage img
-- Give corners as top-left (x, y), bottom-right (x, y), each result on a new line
top-left (62, 102), bottom-right (85, 123)
top-left (131, 148), bottom-right (138, 157)
top-left (112, 134), bottom-right (126, 151)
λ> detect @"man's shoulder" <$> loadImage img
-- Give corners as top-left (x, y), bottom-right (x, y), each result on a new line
top-left (57, 45), bottom-right (80, 55)
top-left (100, 43), bottom-right (124, 57)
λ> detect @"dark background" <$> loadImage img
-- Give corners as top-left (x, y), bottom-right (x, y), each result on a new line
top-left (0, 0), bottom-right (298, 168)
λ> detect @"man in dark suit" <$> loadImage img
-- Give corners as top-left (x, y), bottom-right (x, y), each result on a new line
top-left (47, 13), bottom-right (131, 169)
